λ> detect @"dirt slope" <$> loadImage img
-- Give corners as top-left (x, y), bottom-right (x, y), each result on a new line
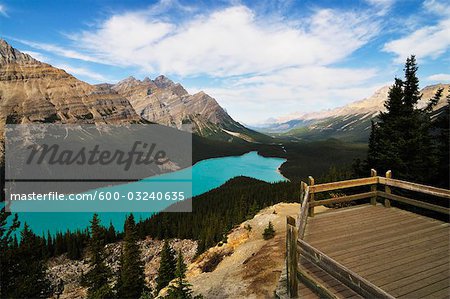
top-left (187, 203), bottom-right (327, 298)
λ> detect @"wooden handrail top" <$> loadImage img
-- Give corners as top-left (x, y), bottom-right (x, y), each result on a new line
top-left (309, 176), bottom-right (450, 199)
top-left (309, 177), bottom-right (378, 193)
top-left (380, 177), bottom-right (450, 199)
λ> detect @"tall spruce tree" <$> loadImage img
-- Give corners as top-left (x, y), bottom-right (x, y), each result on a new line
top-left (116, 214), bottom-right (146, 299)
top-left (367, 55), bottom-right (442, 184)
top-left (7, 223), bottom-right (52, 298)
top-left (0, 208), bottom-right (20, 298)
top-left (432, 88), bottom-right (450, 188)
top-left (156, 240), bottom-right (176, 294)
top-left (82, 214), bottom-right (113, 299)
top-left (165, 250), bottom-right (199, 299)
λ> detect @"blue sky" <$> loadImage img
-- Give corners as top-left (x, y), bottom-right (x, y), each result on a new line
top-left (1, 0), bottom-right (449, 124)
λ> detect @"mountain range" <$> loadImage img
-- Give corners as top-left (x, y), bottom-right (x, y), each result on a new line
top-left (1, 37), bottom-right (448, 156)
top-left (0, 39), bottom-right (269, 162)
top-left (256, 83), bottom-right (449, 142)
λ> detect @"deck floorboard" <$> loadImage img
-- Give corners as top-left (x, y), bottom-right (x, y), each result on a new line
top-left (302, 204), bottom-right (450, 298)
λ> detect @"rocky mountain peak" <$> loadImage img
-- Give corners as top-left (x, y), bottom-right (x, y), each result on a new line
top-left (153, 75), bottom-right (174, 88)
top-left (0, 39), bottom-right (38, 65)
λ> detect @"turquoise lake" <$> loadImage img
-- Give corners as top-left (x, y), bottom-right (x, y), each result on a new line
top-left (14, 151), bottom-right (287, 235)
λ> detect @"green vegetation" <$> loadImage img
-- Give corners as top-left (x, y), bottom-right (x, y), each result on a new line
top-left (156, 240), bottom-right (177, 293)
top-left (164, 250), bottom-right (201, 299)
top-left (82, 214), bottom-right (114, 299)
top-left (262, 221), bottom-right (275, 240)
top-left (116, 214), bottom-right (146, 299)
top-left (137, 177), bottom-right (300, 254)
top-left (367, 56), bottom-right (448, 188)
top-left (0, 221), bottom-right (51, 298)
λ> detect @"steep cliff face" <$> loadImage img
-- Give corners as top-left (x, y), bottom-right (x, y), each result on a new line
top-left (110, 75), bottom-right (271, 142)
top-left (0, 39), bottom-right (140, 160)
top-left (111, 76), bottom-right (235, 132)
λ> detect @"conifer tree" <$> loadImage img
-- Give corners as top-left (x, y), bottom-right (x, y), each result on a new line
top-left (156, 240), bottom-right (176, 294)
top-left (0, 207), bottom-right (20, 298)
top-left (262, 221), bottom-right (275, 240)
top-left (117, 214), bottom-right (146, 299)
top-left (165, 250), bottom-right (198, 299)
top-left (432, 88), bottom-right (450, 187)
top-left (82, 214), bottom-right (113, 299)
top-left (367, 55), bottom-right (443, 183)
top-left (8, 223), bottom-right (51, 298)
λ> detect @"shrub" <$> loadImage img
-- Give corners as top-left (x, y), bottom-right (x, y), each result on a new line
top-left (262, 222), bottom-right (275, 240)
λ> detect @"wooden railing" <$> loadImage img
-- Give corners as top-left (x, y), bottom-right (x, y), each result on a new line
top-left (285, 170), bottom-right (450, 298)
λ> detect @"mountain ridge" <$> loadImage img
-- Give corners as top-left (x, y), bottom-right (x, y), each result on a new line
top-left (257, 83), bottom-right (449, 140)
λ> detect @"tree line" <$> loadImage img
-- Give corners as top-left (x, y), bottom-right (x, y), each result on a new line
top-left (0, 176), bottom-right (299, 298)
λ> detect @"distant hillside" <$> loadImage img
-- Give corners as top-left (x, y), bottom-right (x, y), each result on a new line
top-left (264, 84), bottom-right (449, 142)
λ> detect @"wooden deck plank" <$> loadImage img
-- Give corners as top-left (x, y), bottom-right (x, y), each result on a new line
top-left (344, 237), bottom-right (449, 269)
top-left (309, 220), bottom-right (445, 253)
top-left (398, 278), bottom-right (450, 298)
top-left (380, 264), bottom-right (449, 290)
top-left (333, 228), bottom-right (449, 262)
top-left (305, 205), bottom-right (391, 228)
top-left (306, 214), bottom-right (426, 244)
top-left (299, 257), bottom-right (364, 299)
top-left (312, 223), bottom-right (448, 258)
top-left (390, 270), bottom-right (450, 297)
top-left (357, 243), bottom-right (449, 276)
top-left (302, 205), bottom-right (450, 298)
top-left (367, 253), bottom-right (450, 284)
top-left (426, 287), bottom-right (450, 299)
top-left (304, 210), bottom-right (417, 238)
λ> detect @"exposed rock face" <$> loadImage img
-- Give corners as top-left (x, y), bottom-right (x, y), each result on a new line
top-left (0, 39), bottom-right (140, 160)
top-left (111, 75), bottom-right (236, 134)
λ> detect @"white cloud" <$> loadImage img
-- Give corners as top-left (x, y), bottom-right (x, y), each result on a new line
top-left (193, 66), bottom-right (380, 123)
top-left (383, 1), bottom-right (450, 63)
top-left (21, 50), bottom-right (48, 62)
top-left (55, 64), bottom-right (108, 82)
top-left (426, 73), bottom-right (450, 82)
top-left (67, 5), bottom-right (379, 77)
top-left (16, 3), bottom-right (386, 123)
top-left (364, 0), bottom-right (395, 16)
top-left (14, 38), bottom-right (105, 64)
top-left (0, 3), bottom-right (7, 16)
top-left (423, 0), bottom-right (450, 17)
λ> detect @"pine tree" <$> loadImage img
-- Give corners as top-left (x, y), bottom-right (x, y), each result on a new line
top-left (165, 250), bottom-right (200, 299)
top-left (82, 214), bottom-right (113, 299)
top-left (403, 56), bottom-right (421, 109)
top-left (366, 55), bottom-right (441, 184)
top-left (0, 207), bottom-right (20, 298)
top-left (156, 240), bottom-right (176, 294)
top-left (432, 88), bottom-right (450, 187)
top-left (262, 221), bottom-right (275, 240)
top-left (8, 223), bottom-right (51, 298)
top-left (117, 214), bottom-right (146, 299)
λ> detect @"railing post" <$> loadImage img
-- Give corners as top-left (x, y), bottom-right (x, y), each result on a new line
top-left (370, 169), bottom-right (377, 205)
top-left (308, 176), bottom-right (315, 217)
top-left (286, 216), bottom-right (298, 298)
top-left (385, 170), bottom-right (392, 207)
top-left (300, 181), bottom-right (305, 201)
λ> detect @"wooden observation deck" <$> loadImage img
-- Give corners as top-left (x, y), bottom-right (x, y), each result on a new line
top-left (278, 170), bottom-right (450, 299)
